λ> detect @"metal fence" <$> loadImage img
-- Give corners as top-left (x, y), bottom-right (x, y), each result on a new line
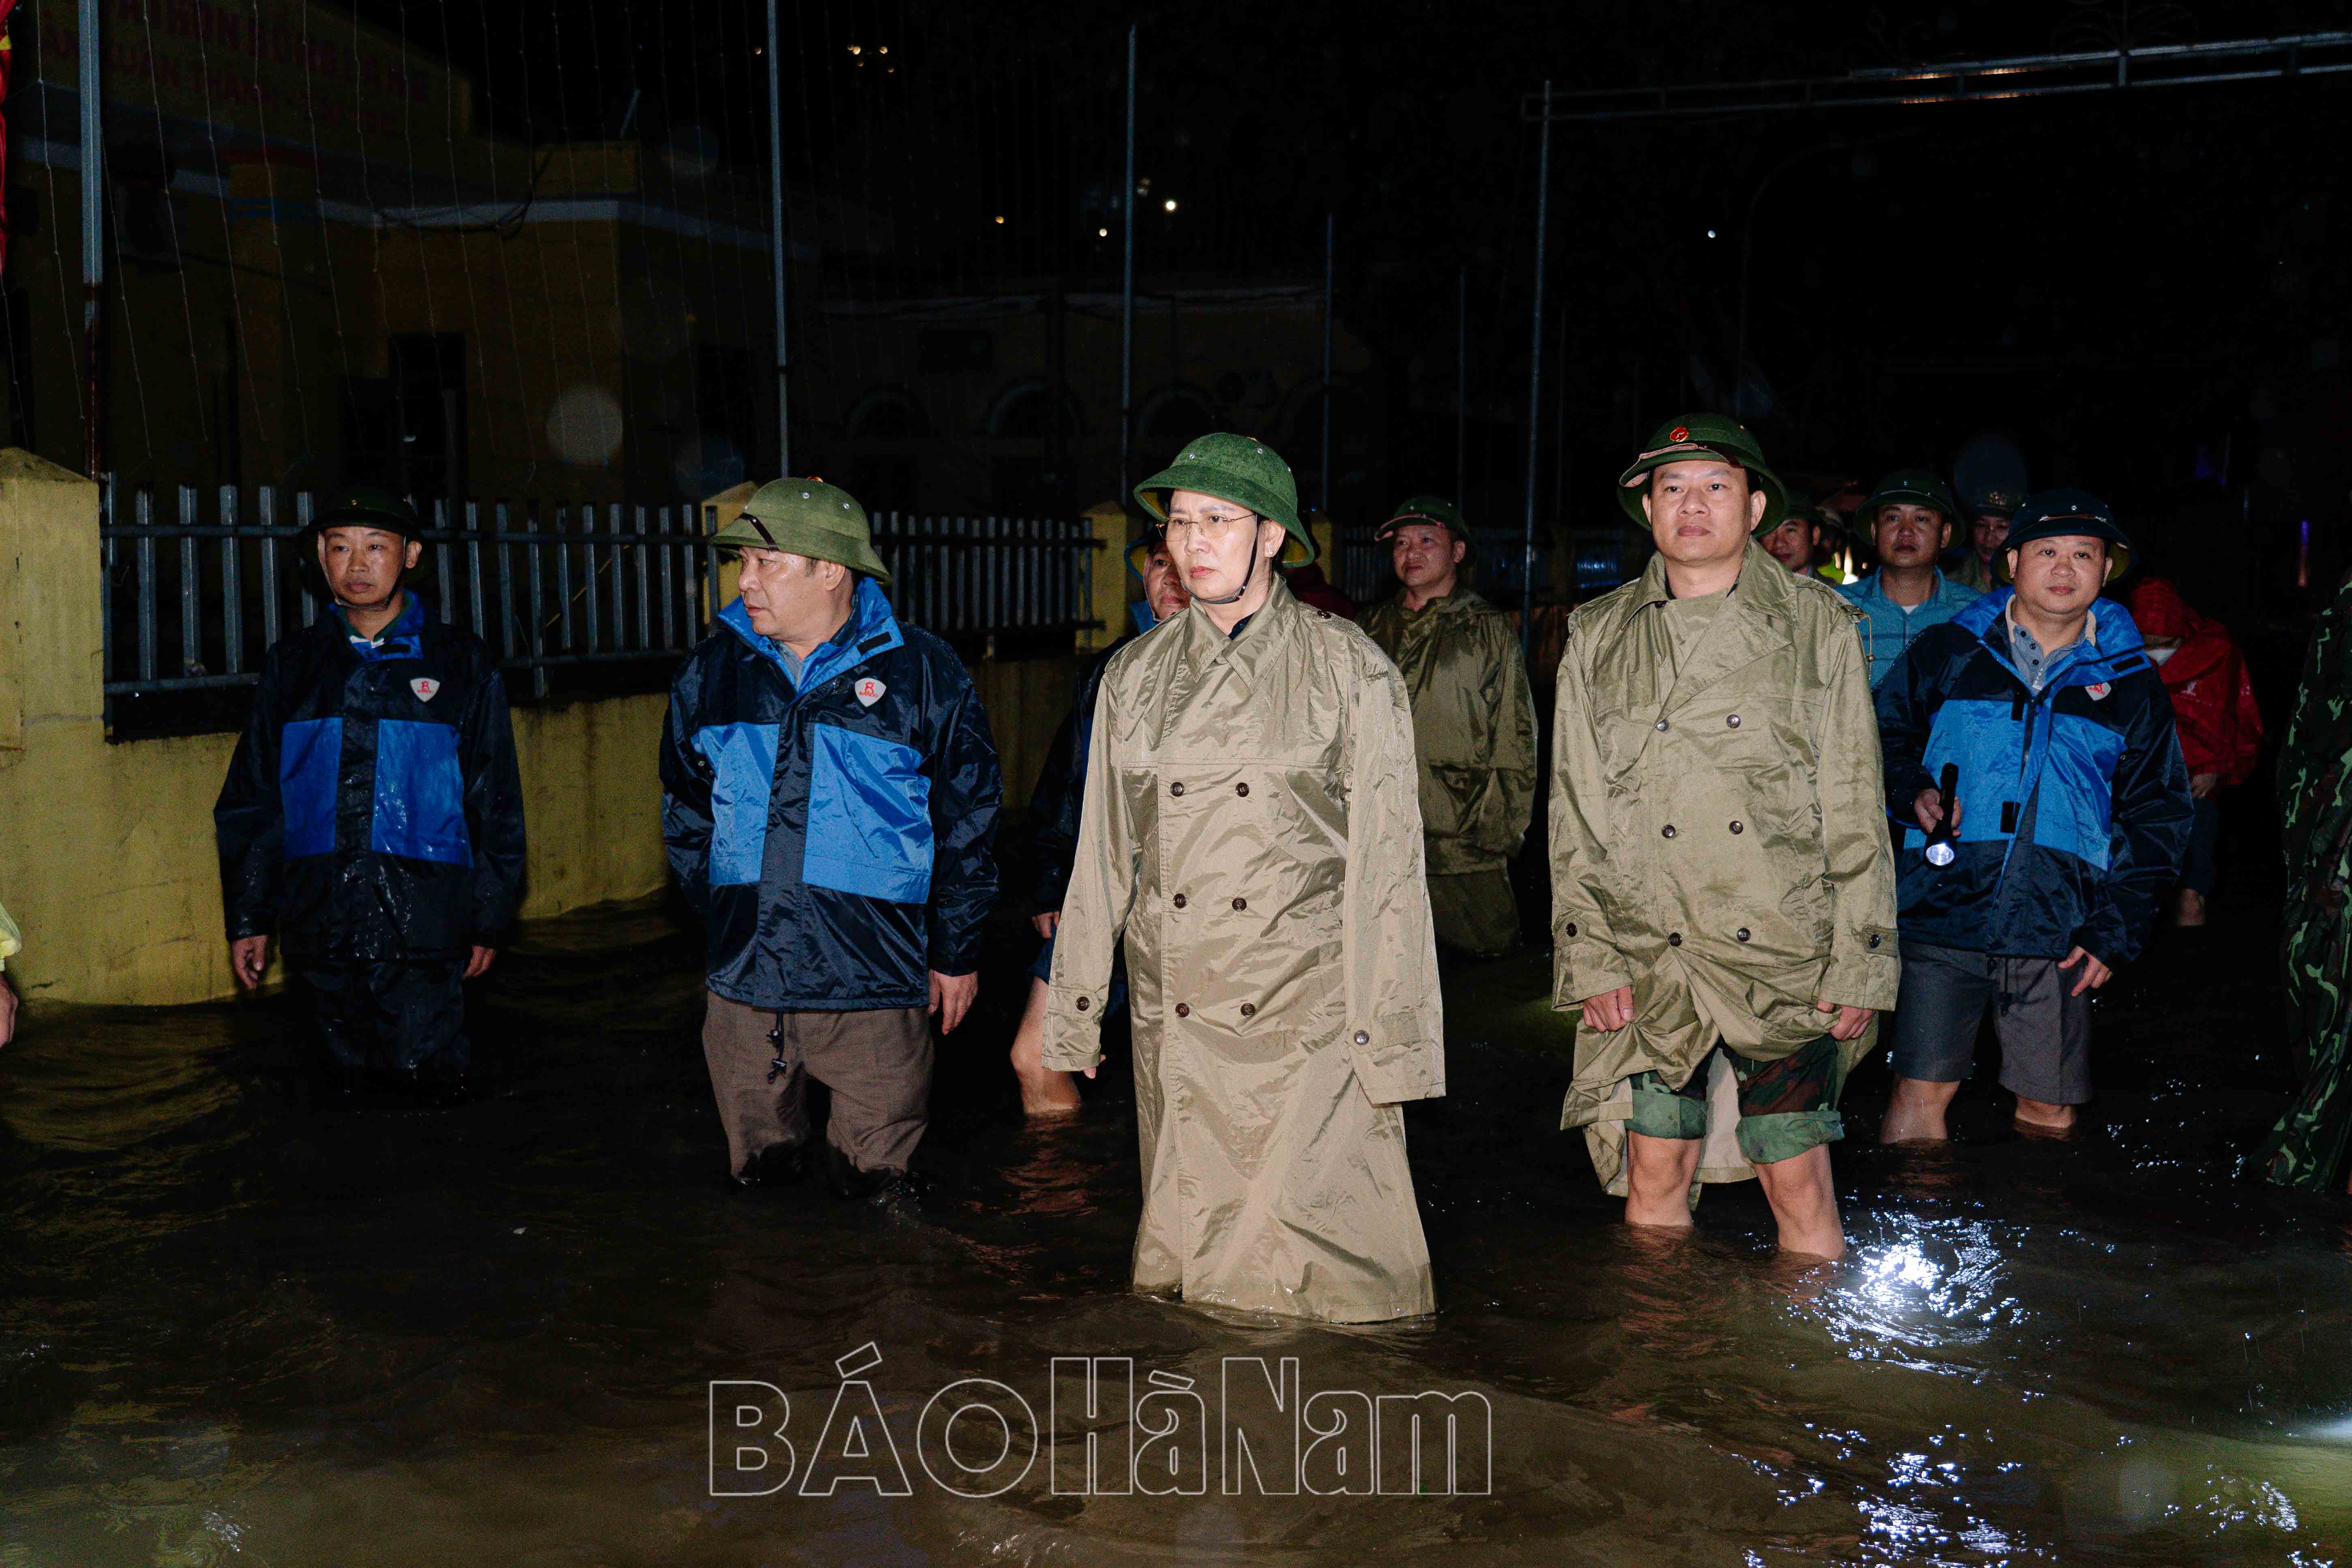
top-left (97, 482), bottom-right (1099, 733)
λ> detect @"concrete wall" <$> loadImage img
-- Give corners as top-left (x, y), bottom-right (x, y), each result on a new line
top-left (0, 452), bottom-right (1090, 1007)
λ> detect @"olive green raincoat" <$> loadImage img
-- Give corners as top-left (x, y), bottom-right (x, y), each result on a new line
top-left (1362, 589), bottom-right (1540, 876)
top-left (1041, 575), bottom-right (1444, 1323)
top-left (1549, 541), bottom-right (1900, 1195)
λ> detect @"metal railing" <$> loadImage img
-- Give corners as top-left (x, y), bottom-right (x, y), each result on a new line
top-left (97, 482), bottom-right (1100, 730)
top-left (867, 512), bottom-right (1098, 648)
top-left (100, 482), bottom-right (720, 709)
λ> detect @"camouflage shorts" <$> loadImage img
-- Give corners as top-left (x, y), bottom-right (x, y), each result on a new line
top-left (1625, 1034), bottom-right (1846, 1165)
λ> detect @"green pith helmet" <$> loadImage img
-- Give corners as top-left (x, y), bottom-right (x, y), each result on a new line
top-left (310, 485), bottom-right (422, 540)
top-left (1133, 432), bottom-right (1315, 566)
top-left (1375, 494), bottom-right (1475, 562)
top-left (1614, 413), bottom-right (1787, 535)
top-left (1857, 468), bottom-right (1962, 531)
top-left (710, 478), bottom-right (891, 586)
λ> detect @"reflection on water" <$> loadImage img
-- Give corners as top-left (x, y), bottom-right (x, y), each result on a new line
top-left (0, 906), bottom-right (2348, 1564)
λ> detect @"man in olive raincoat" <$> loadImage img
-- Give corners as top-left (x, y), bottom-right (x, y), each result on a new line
top-left (1551, 415), bottom-right (1900, 1258)
top-left (1040, 433), bottom-right (1444, 1323)
top-left (1363, 496), bottom-right (1538, 956)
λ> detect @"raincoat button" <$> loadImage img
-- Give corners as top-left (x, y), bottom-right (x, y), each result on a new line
top-left (1727, 713), bottom-right (1742, 728)
top-left (1661, 825), bottom-right (1676, 838)
top-left (1173, 894), bottom-right (1187, 909)
top-left (1736, 928), bottom-right (1751, 942)
top-left (1869, 933), bottom-right (1883, 947)
top-left (1729, 820), bottom-right (1744, 834)
top-left (1075, 996), bottom-right (1090, 1011)
top-left (1235, 781), bottom-right (1249, 796)
top-left (1655, 718), bottom-right (1669, 731)
top-left (1353, 1030), bottom-right (1370, 1045)
top-left (1170, 782), bottom-right (1185, 797)
top-left (1565, 922), bottom-right (1577, 936)
top-left (1175, 1003), bottom-right (1191, 1018)
top-left (1317, 610), bottom-right (1331, 619)
top-left (1668, 932), bottom-right (1683, 947)
top-left (1231, 897), bottom-right (1246, 911)
top-left (1240, 1002), bottom-right (1256, 1017)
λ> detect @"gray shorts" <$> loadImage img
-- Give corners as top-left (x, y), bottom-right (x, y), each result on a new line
top-left (1888, 943), bottom-right (2093, 1105)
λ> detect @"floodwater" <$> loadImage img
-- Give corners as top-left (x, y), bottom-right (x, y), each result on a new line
top-left (4, 872), bottom-right (2350, 1566)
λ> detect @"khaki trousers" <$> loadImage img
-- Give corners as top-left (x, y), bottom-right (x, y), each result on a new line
top-left (700, 992), bottom-right (933, 1177)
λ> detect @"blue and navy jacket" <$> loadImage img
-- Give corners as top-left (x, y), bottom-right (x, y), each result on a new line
top-left (1873, 589), bottom-right (2193, 964)
top-left (1837, 569), bottom-right (1982, 688)
top-left (214, 592), bottom-right (527, 962)
top-left (660, 578), bottom-right (1002, 1010)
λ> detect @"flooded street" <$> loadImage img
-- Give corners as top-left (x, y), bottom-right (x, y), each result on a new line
top-left (4, 870), bottom-right (2350, 1566)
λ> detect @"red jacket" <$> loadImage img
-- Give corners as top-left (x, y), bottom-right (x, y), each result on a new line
top-left (2125, 578), bottom-right (2263, 786)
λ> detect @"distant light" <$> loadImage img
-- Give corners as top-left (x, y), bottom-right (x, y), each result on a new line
top-left (878, 45), bottom-right (889, 54)
top-left (1705, 227), bottom-right (1718, 239)
top-left (994, 215), bottom-right (1005, 225)
top-left (847, 43), bottom-right (861, 54)
top-left (1097, 227), bottom-right (1109, 237)
top-left (1163, 198), bottom-right (1178, 212)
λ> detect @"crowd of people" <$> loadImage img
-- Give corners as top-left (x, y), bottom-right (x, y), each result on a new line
top-left (0, 408), bottom-right (2309, 1327)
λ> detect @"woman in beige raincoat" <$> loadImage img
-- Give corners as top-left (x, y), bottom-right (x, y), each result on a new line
top-left (1040, 434), bottom-right (1444, 1324)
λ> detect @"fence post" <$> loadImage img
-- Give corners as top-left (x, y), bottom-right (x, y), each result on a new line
top-left (1082, 501), bottom-right (1129, 652)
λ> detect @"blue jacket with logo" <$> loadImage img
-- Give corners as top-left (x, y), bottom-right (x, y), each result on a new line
top-left (1837, 569), bottom-right (1982, 688)
top-left (214, 593), bottom-right (527, 963)
top-left (660, 579), bottom-right (1002, 1010)
top-left (1872, 589), bottom-right (2193, 964)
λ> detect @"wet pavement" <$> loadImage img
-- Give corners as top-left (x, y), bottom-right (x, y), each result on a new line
top-left (4, 867), bottom-right (2351, 1566)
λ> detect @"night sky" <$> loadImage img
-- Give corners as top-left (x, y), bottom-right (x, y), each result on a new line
top-left (343, 0), bottom-right (2352, 593)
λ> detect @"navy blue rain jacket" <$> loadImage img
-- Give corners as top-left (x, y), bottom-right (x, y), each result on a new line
top-left (215, 592), bottom-right (528, 962)
top-left (660, 578), bottom-right (1002, 1010)
top-left (1026, 601), bottom-right (1155, 914)
top-left (1873, 589), bottom-right (2193, 964)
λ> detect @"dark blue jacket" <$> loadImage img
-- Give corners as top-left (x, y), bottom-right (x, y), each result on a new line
top-left (215, 593), bottom-right (527, 962)
top-left (1874, 589), bottom-right (2193, 964)
top-left (660, 579), bottom-right (1002, 1010)
top-left (1026, 601), bottom-right (1155, 914)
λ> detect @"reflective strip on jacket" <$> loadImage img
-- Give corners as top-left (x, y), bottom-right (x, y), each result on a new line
top-left (1872, 590), bottom-right (2193, 964)
top-left (214, 593), bottom-right (527, 962)
top-left (1039, 576), bottom-right (1443, 1323)
top-left (660, 577), bottom-right (1002, 1011)
top-left (1837, 569), bottom-right (1982, 688)
top-left (1549, 542), bottom-right (1900, 1188)
top-left (1361, 588), bottom-right (1539, 875)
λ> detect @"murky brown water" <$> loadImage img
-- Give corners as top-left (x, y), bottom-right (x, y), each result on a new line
top-left (3, 874), bottom-right (2350, 1565)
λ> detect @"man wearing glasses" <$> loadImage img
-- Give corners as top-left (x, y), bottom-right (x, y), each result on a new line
top-left (1041, 433), bottom-right (1445, 1322)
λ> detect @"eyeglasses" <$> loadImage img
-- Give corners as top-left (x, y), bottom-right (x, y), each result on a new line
top-left (1162, 512), bottom-right (1257, 544)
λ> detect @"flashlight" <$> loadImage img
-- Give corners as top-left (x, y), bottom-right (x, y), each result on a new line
top-left (1925, 763), bottom-right (1960, 867)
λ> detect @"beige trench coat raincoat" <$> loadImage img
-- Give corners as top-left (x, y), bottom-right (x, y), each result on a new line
top-left (1041, 576), bottom-right (1444, 1323)
top-left (1550, 541), bottom-right (1901, 1195)
top-left (1361, 589), bottom-right (1540, 876)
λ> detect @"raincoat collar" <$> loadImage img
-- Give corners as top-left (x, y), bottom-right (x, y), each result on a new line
top-left (1952, 587), bottom-right (2146, 691)
top-left (334, 589), bottom-right (428, 662)
top-left (718, 574), bottom-right (904, 697)
top-left (1178, 572), bottom-right (1302, 679)
top-left (1392, 586), bottom-right (1477, 621)
top-left (1632, 540), bottom-right (1797, 709)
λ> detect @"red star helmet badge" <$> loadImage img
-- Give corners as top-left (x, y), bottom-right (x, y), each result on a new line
top-left (1669, 426), bottom-right (1690, 442)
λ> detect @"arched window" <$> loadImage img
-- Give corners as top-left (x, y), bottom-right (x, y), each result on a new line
top-left (986, 379), bottom-right (1083, 439)
top-left (847, 386), bottom-right (932, 441)
top-left (1139, 384), bottom-right (1217, 443)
